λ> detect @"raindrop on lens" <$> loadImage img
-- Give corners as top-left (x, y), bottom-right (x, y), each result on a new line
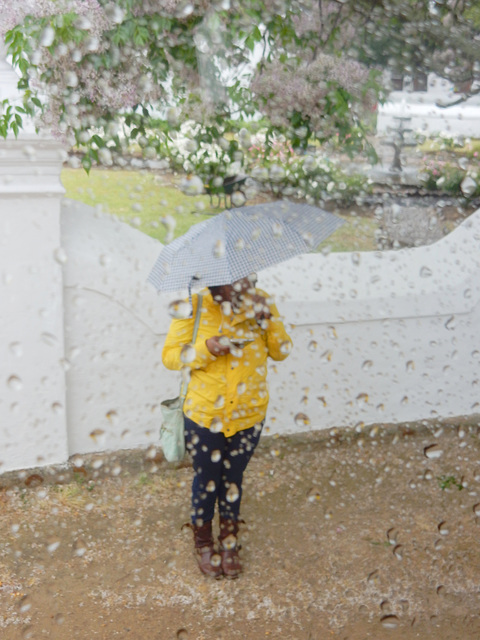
top-left (444, 316), bottom-right (455, 331)
top-left (294, 413), bottom-right (310, 427)
top-left (210, 417), bottom-right (223, 433)
top-left (53, 247), bottom-right (67, 264)
top-left (420, 266), bottom-right (433, 278)
top-left (226, 483), bottom-right (240, 502)
top-left (169, 300), bottom-right (192, 319)
top-left (180, 344), bottom-right (196, 364)
top-left (211, 449), bottom-right (221, 462)
top-left (18, 596), bottom-right (31, 613)
top-left (214, 395), bottom-right (225, 409)
top-left (213, 239), bottom-right (225, 259)
top-left (438, 521), bottom-right (449, 536)
top-left (73, 539), bottom-right (87, 557)
top-left (9, 342), bottom-right (23, 357)
top-left (381, 615), bottom-right (399, 629)
top-left (424, 444), bottom-right (443, 459)
top-left (47, 538), bottom-right (61, 553)
top-left (39, 26), bottom-right (55, 47)
top-left (280, 341), bottom-right (292, 355)
top-left (7, 375), bottom-right (23, 391)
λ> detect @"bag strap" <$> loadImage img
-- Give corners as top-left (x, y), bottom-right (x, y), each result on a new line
top-left (179, 294), bottom-right (203, 401)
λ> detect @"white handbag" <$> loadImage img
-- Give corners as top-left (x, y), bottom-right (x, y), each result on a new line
top-left (159, 295), bottom-right (203, 462)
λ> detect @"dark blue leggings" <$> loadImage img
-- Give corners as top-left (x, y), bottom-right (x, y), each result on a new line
top-left (184, 416), bottom-right (263, 525)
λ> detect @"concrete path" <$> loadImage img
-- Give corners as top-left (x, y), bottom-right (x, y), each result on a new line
top-left (1, 418), bottom-right (480, 639)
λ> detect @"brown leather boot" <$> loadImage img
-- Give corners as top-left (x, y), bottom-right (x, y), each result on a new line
top-left (189, 521), bottom-right (223, 578)
top-left (218, 518), bottom-right (242, 579)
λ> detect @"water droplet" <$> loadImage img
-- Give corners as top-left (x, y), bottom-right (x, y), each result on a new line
top-left (280, 341), bottom-right (292, 355)
top-left (53, 247), bottom-right (67, 264)
top-left (444, 316), bottom-right (455, 331)
top-left (41, 332), bottom-right (58, 346)
top-left (47, 538), bottom-right (61, 553)
top-left (210, 417), bottom-right (223, 433)
top-left (89, 429), bottom-right (106, 446)
top-left (7, 375), bottom-right (22, 391)
top-left (21, 625), bottom-right (34, 639)
top-left (307, 487), bottom-right (321, 502)
top-left (211, 449), bottom-right (221, 463)
top-left (175, 2), bottom-right (194, 18)
top-left (207, 393), bottom-right (224, 411)
top-left (420, 266), bottom-right (432, 278)
top-left (307, 340), bottom-right (317, 352)
top-left (327, 326), bottom-right (337, 339)
top-left (356, 393), bottom-right (369, 405)
top-left (206, 480), bottom-right (216, 492)
top-left (460, 175), bottom-right (477, 197)
top-left (234, 237), bottom-right (245, 251)
top-left (39, 26), bottom-right (55, 47)
top-left (9, 342), bottom-right (23, 357)
top-left (237, 382), bottom-right (246, 395)
top-left (320, 350), bottom-right (332, 363)
top-left (180, 344), bottom-right (196, 364)
top-left (168, 299), bottom-right (192, 319)
top-left (294, 413), bottom-right (310, 428)
top-left (473, 504), bottom-right (480, 516)
top-left (213, 239), bottom-right (225, 259)
top-left (381, 614), bottom-right (399, 629)
top-left (226, 483), bottom-right (240, 502)
top-left (73, 539), bottom-right (87, 557)
top-left (406, 360), bottom-right (415, 372)
top-left (387, 528), bottom-right (398, 545)
top-left (362, 360), bottom-right (373, 371)
top-left (231, 191), bottom-right (246, 207)
top-left (18, 596), bottom-right (31, 613)
top-left (424, 444), bottom-right (443, 459)
top-left (99, 254), bottom-right (111, 267)
top-left (51, 402), bottom-right (63, 414)
top-left (393, 544), bottom-right (403, 560)
top-left (438, 521), bottom-right (449, 536)
top-left (54, 613), bottom-right (65, 625)
top-left (351, 252), bottom-right (361, 265)
top-left (106, 410), bottom-right (119, 424)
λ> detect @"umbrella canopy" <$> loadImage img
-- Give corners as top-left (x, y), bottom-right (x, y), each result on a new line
top-left (147, 201), bottom-right (344, 292)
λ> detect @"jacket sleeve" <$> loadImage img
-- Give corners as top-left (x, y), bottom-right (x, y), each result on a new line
top-left (162, 296), bottom-right (216, 371)
top-left (262, 296), bottom-right (293, 361)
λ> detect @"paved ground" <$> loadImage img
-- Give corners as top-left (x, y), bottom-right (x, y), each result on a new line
top-left (1, 417), bottom-right (480, 640)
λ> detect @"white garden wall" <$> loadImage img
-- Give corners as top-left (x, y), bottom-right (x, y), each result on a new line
top-left (58, 198), bottom-right (480, 458)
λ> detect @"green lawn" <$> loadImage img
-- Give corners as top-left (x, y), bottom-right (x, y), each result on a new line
top-left (61, 168), bottom-right (378, 252)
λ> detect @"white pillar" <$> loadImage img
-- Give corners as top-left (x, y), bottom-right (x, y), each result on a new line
top-left (0, 46), bottom-right (68, 472)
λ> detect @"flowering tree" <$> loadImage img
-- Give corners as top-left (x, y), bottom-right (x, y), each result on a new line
top-left (1, 0), bottom-right (478, 169)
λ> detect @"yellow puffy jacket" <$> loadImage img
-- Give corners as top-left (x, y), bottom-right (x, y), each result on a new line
top-left (162, 289), bottom-right (292, 436)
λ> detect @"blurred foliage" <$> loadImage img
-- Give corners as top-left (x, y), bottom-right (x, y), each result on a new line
top-left (2, 0), bottom-right (479, 176)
